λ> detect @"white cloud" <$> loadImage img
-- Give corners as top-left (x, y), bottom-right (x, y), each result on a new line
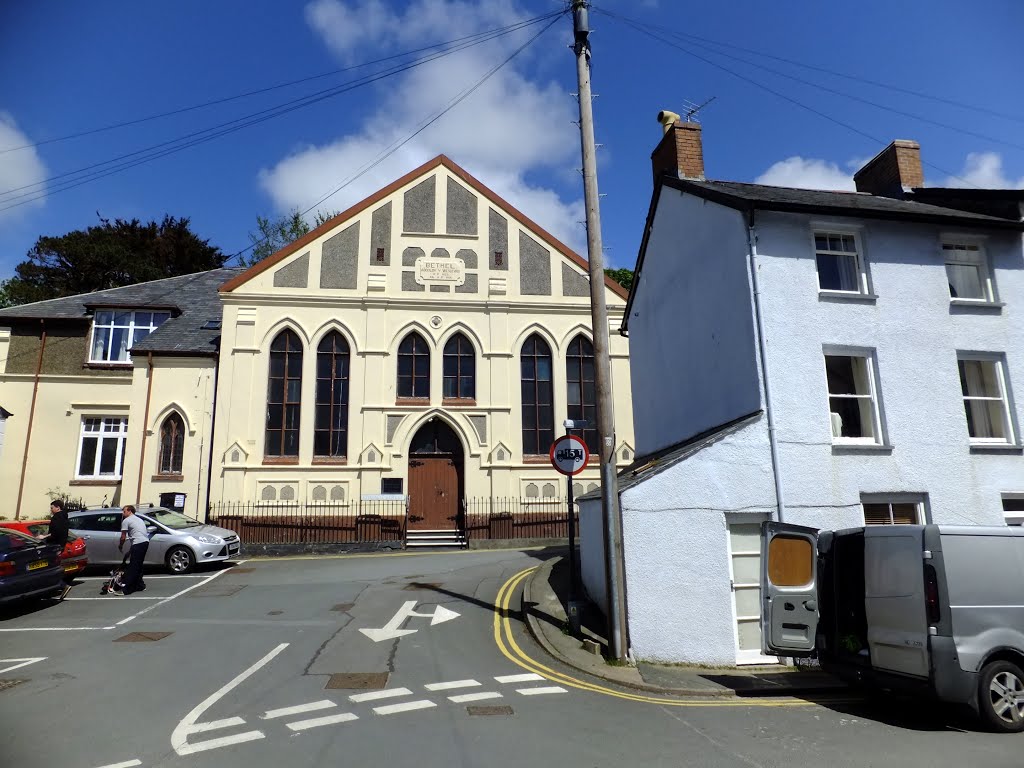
top-left (261, 0), bottom-right (584, 249)
top-left (0, 112), bottom-right (47, 221)
top-left (945, 151), bottom-right (1024, 189)
top-left (754, 156), bottom-right (855, 191)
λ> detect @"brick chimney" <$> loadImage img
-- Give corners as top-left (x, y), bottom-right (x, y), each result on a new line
top-left (853, 140), bottom-right (923, 197)
top-left (651, 111), bottom-right (705, 182)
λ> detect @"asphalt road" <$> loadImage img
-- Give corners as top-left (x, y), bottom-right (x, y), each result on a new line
top-left (1, 548), bottom-right (1022, 768)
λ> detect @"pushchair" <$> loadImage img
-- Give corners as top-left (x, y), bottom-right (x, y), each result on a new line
top-left (100, 553), bottom-right (129, 595)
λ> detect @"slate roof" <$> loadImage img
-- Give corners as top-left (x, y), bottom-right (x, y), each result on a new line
top-left (665, 178), bottom-right (1024, 229)
top-left (0, 268), bottom-right (242, 357)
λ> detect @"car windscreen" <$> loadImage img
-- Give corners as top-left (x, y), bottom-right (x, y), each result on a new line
top-left (142, 510), bottom-right (202, 530)
top-left (0, 529), bottom-right (42, 553)
top-left (26, 523), bottom-right (48, 537)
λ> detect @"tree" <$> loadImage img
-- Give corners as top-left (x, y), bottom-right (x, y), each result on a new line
top-left (243, 209), bottom-right (339, 267)
top-left (604, 267), bottom-right (634, 291)
top-left (1, 215), bottom-right (225, 306)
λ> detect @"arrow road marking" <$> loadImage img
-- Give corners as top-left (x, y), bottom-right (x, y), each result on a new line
top-left (0, 657), bottom-right (46, 674)
top-left (359, 601), bottom-right (461, 642)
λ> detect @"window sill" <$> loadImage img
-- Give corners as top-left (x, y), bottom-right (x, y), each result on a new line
top-left (262, 457), bottom-right (299, 465)
top-left (818, 291), bottom-right (878, 304)
top-left (69, 478), bottom-right (122, 486)
top-left (950, 300), bottom-right (1004, 315)
top-left (969, 443), bottom-right (1023, 454)
top-left (442, 398), bottom-right (477, 407)
top-left (312, 457), bottom-right (348, 465)
top-left (151, 474), bottom-right (184, 482)
top-left (396, 398), bottom-right (431, 406)
top-left (523, 455), bottom-right (551, 464)
top-left (831, 443), bottom-right (893, 455)
top-left (84, 362), bottom-right (135, 370)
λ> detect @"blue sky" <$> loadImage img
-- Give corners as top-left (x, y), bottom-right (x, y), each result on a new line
top-left (1, 0), bottom-right (1022, 280)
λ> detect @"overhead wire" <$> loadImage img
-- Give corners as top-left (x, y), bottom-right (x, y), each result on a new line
top-left (0, 11), bottom-right (563, 212)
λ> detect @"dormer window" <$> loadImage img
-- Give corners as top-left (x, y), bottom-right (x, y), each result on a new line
top-left (90, 310), bottom-right (170, 363)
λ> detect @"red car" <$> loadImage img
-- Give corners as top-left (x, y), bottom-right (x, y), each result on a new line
top-left (3, 520), bottom-right (88, 576)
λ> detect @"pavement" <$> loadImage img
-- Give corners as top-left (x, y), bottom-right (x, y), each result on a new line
top-left (522, 552), bottom-right (849, 697)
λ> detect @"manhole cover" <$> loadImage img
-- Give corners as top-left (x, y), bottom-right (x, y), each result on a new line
top-left (267, 610), bottom-right (283, 616)
top-left (331, 603), bottom-right (353, 613)
top-left (0, 679), bottom-right (26, 692)
top-left (467, 705), bottom-right (514, 716)
top-left (115, 632), bottom-right (172, 642)
top-left (326, 672), bottom-right (389, 690)
top-left (188, 584), bottom-right (246, 598)
top-left (403, 582), bottom-right (441, 591)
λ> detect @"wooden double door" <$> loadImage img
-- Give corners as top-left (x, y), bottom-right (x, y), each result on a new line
top-left (408, 456), bottom-right (460, 530)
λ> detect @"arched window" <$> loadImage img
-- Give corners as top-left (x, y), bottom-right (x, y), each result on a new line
top-left (398, 331), bottom-right (430, 399)
top-left (158, 412), bottom-right (185, 475)
top-left (566, 335), bottom-right (598, 454)
top-left (266, 329), bottom-right (302, 457)
top-left (521, 334), bottom-right (554, 455)
top-left (315, 332), bottom-right (350, 458)
top-left (443, 333), bottom-right (475, 400)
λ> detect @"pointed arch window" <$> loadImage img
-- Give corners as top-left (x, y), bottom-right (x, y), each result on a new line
top-left (158, 412), bottom-right (185, 475)
top-left (521, 334), bottom-right (554, 456)
top-left (398, 331), bottom-right (430, 399)
top-left (443, 333), bottom-right (476, 401)
top-left (266, 329), bottom-right (302, 457)
top-left (566, 335), bottom-right (598, 454)
top-left (315, 331), bottom-right (350, 458)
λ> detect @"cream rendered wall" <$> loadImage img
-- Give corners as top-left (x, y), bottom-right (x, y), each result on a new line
top-left (210, 162), bottom-right (634, 505)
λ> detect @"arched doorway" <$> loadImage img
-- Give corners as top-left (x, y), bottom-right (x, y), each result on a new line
top-left (407, 418), bottom-right (464, 531)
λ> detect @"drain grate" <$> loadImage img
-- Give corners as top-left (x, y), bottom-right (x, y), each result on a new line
top-left (331, 603), bottom-right (354, 613)
top-left (115, 632), bottom-right (172, 642)
top-left (467, 705), bottom-right (514, 716)
top-left (0, 679), bottom-right (26, 692)
top-left (326, 672), bottom-right (389, 690)
top-left (402, 582), bottom-right (441, 591)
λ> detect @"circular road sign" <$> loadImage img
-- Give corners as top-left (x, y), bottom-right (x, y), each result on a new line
top-left (549, 435), bottom-right (590, 476)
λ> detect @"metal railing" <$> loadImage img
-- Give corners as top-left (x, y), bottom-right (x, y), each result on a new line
top-left (462, 497), bottom-right (578, 541)
top-left (207, 499), bottom-right (407, 545)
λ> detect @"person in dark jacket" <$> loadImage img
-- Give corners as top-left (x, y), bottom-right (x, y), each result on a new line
top-left (46, 499), bottom-right (73, 599)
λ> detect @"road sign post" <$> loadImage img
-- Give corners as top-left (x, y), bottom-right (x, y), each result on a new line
top-left (550, 431), bottom-right (589, 634)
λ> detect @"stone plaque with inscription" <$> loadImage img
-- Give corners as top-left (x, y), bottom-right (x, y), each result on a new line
top-left (415, 256), bottom-right (466, 286)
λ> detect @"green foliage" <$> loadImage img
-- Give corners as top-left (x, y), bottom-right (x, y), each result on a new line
top-left (1, 215), bottom-right (225, 306)
top-left (243, 209), bottom-right (339, 267)
top-left (604, 267), bottom-right (634, 291)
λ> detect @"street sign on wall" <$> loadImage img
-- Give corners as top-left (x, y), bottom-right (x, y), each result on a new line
top-left (549, 434), bottom-right (590, 476)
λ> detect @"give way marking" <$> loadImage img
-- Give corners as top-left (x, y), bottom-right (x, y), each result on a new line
top-left (359, 601), bottom-right (459, 642)
top-left (0, 657), bottom-right (46, 674)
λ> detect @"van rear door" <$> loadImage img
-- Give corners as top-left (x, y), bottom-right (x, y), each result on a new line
top-left (761, 521), bottom-right (819, 656)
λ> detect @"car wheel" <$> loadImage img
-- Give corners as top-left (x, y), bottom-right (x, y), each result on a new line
top-left (978, 660), bottom-right (1024, 733)
top-left (166, 546), bottom-right (196, 574)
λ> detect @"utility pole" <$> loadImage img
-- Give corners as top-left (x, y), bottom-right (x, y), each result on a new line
top-left (571, 0), bottom-right (628, 663)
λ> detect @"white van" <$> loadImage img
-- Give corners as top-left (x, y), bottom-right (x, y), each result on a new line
top-left (761, 522), bottom-right (1024, 732)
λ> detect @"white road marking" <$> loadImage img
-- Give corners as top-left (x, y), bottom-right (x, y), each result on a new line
top-left (449, 692), bottom-right (503, 704)
top-left (495, 673), bottom-right (545, 683)
top-left (424, 679), bottom-right (481, 691)
top-left (359, 600), bottom-right (460, 642)
top-left (349, 687), bottom-right (413, 703)
top-left (171, 642), bottom-right (288, 756)
top-left (372, 700), bottom-right (436, 716)
top-left (64, 596), bottom-right (162, 601)
top-left (75, 574), bottom-right (206, 581)
top-left (185, 717), bottom-right (246, 734)
top-left (263, 700), bottom-right (336, 720)
top-left (516, 686), bottom-right (568, 696)
top-left (93, 760), bottom-right (142, 768)
top-left (286, 712), bottom-right (359, 731)
top-left (117, 566), bottom-right (233, 626)
top-left (0, 657), bottom-right (46, 674)
top-left (0, 626), bottom-right (116, 632)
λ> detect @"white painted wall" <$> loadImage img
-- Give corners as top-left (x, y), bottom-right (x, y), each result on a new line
top-left (628, 192), bottom-right (761, 456)
top-left (0, 413), bottom-right (6, 464)
top-left (578, 497), bottom-right (606, 612)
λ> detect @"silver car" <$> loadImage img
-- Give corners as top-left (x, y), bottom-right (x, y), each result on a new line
top-left (68, 507), bottom-right (241, 574)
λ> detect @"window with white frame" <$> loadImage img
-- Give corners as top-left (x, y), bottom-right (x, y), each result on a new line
top-left (90, 310), bottom-right (170, 363)
top-left (1002, 495), bottom-right (1024, 526)
top-left (944, 242), bottom-right (994, 303)
top-left (825, 353), bottom-right (882, 443)
top-left (76, 417), bottom-right (129, 479)
top-left (863, 498), bottom-right (922, 525)
top-left (815, 232), bottom-right (867, 294)
top-left (958, 355), bottom-right (1014, 444)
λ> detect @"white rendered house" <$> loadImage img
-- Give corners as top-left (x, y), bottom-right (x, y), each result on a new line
top-left (580, 121), bottom-right (1024, 665)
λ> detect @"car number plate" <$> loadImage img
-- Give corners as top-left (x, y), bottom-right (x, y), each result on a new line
top-left (28, 560), bottom-right (48, 571)
top-left (64, 565), bottom-right (77, 572)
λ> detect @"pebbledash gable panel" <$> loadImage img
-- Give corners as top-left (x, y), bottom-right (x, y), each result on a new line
top-left (404, 177), bottom-right (436, 233)
top-left (273, 251), bottom-right (309, 288)
top-left (320, 223), bottom-right (360, 289)
top-left (562, 263), bottom-right (589, 297)
top-left (519, 232), bottom-right (552, 296)
top-left (403, 247), bottom-right (425, 266)
top-left (447, 177), bottom-right (478, 235)
top-left (489, 209), bottom-right (508, 271)
top-left (370, 202), bottom-right (393, 265)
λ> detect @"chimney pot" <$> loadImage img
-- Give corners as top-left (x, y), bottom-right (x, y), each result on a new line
top-left (651, 115), bottom-right (704, 182)
top-left (853, 140), bottom-right (923, 198)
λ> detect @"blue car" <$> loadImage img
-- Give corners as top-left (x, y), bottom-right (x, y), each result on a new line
top-left (0, 527), bottom-right (64, 604)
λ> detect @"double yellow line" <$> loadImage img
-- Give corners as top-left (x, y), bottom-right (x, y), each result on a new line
top-left (493, 566), bottom-right (817, 708)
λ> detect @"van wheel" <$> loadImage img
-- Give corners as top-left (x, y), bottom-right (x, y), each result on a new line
top-left (166, 546), bottom-right (195, 574)
top-left (978, 660), bottom-right (1024, 732)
